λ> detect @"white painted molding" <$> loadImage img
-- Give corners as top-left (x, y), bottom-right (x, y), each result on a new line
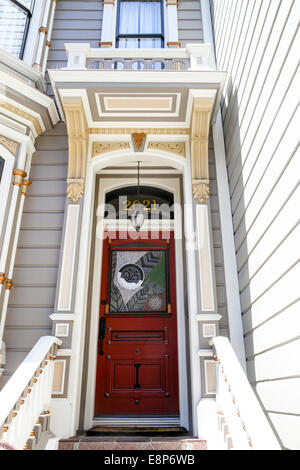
top-left (65, 43), bottom-right (91, 70)
top-left (22, 0), bottom-right (46, 68)
top-left (203, 359), bottom-right (217, 395)
top-left (100, 3), bottom-right (115, 45)
top-left (166, 3), bottom-right (179, 43)
top-left (52, 359), bottom-right (67, 395)
top-left (56, 86), bottom-right (218, 131)
top-left (203, 324), bottom-right (217, 338)
top-left (196, 313), bottom-right (222, 321)
top-left (56, 349), bottom-right (72, 357)
top-left (54, 323), bottom-right (70, 338)
top-left (0, 69), bottom-right (59, 126)
top-left (199, 0), bottom-right (217, 67)
top-left (183, 155), bottom-right (202, 436)
top-left (198, 349), bottom-right (214, 357)
top-left (212, 112), bottom-right (246, 370)
top-left (196, 204), bottom-right (216, 312)
top-left (186, 44), bottom-right (213, 69)
top-left (50, 313), bottom-right (76, 322)
top-left (42, 0), bottom-right (58, 75)
top-left (57, 205), bottom-right (80, 312)
top-left (0, 145), bottom-right (14, 250)
top-left (83, 172), bottom-right (189, 432)
top-left (0, 48), bottom-right (46, 91)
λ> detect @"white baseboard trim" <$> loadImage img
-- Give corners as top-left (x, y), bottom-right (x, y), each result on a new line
top-left (92, 416), bottom-right (181, 428)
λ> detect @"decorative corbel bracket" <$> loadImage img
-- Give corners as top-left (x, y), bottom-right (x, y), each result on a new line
top-left (132, 133), bottom-right (147, 152)
top-left (63, 100), bottom-right (88, 203)
top-left (190, 99), bottom-right (213, 203)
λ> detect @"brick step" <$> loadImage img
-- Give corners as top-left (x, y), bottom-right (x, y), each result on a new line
top-left (59, 436), bottom-right (207, 451)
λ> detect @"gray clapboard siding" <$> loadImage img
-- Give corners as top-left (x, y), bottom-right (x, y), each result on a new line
top-left (46, 0), bottom-right (103, 97)
top-left (178, 0), bottom-right (203, 47)
top-left (0, 122), bottom-right (68, 389)
top-left (211, 0), bottom-right (300, 450)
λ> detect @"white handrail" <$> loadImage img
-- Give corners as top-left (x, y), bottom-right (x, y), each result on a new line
top-left (211, 337), bottom-right (281, 450)
top-left (0, 336), bottom-right (62, 450)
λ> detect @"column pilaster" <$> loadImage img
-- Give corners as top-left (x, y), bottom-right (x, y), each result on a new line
top-left (49, 99), bottom-right (88, 435)
top-left (190, 98), bottom-right (221, 404)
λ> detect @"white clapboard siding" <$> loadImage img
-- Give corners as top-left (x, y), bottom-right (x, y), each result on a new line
top-left (268, 414), bottom-right (300, 451)
top-left (236, 188), bottom-right (299, 274)
top-left (256, 379), bottom-right (300, 415)
top-left (244, 301), bottom-right (300, 353)
top-left (211, 0), bottom-right (300, 449)
top-left (246, 339), bottom-right (300, 383)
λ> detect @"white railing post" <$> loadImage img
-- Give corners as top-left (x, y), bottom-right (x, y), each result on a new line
top-left (65, 44), bottom-right (91, 70)
top-left (212, 337), bottom-right (281, 450)
top-left (0, 336), bottom-right (62, 450)
top-left (186, 44), bottom-right (213, 70)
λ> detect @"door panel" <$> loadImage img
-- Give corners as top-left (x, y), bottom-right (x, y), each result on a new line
top-left (94, 232), bottom-right (179, 416)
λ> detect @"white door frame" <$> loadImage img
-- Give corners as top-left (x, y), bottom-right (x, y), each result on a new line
top-left (84, 171), bottom-right (189, 430)
top-left (68, 148), bottom-right (200, 435)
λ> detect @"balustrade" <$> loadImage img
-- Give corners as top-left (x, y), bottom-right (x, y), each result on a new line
top-left (0, 336), bottom-right (62, 450)
top-left (211, 337), bottom-right (281, 450)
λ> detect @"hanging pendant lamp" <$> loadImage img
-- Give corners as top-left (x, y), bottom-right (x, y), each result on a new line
top-left (131, 161), bottom-right (144, 232)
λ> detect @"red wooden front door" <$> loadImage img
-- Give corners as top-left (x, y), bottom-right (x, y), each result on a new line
top-left (94, 232), bottom-right (179, 415)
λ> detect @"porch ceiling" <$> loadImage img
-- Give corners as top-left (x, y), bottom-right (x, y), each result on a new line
top-left (48, 70), bottom-right (227, 129)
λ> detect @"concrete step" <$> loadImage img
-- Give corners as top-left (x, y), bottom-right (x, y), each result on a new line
top-left (59, 436), bottom-right (207, 451)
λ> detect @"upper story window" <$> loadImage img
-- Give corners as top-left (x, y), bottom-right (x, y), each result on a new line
top-left (0, 0), bottom-right (34, 59)
top-left (116, 0), bottom-right (164, 49)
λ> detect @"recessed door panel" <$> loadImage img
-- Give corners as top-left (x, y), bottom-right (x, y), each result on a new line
top-left (94, 233), bottom-right (179, 415)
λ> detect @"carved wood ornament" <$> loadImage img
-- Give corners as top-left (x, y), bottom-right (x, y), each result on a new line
top-left (148, 142), bottom-right (186, 157)
top-left (190, 99), bottom-right (213, 203)
top-left (63, 97), bottom-right (212, 204)
top-left (64, 100), bottom-right (88, 203)
top-left (92, 142), bottom-right (130, 157)
top-left (0, 136), bottom-right (19, 156)
top-left (132, 133), bottom-right (147, 152)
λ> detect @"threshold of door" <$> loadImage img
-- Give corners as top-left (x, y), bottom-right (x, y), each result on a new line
top-left (92, 415), bottom-right (181, 428)
top-left (86, 425), bottom-right (188, 438)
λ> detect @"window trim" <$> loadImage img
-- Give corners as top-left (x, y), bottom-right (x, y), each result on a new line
top-left (5, 0), bottom-right (34, 59)
top-left (116, 0), bottom-right (165, 48)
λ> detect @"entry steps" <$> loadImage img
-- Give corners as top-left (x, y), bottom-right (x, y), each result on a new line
top-left (58, 436), bottom-right (207, 451)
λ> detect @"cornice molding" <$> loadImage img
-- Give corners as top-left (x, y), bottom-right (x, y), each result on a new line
top-left (0, 48), bottom-right (47, 92)
top-left (89, 128), bottom-right (190, 135)
top-left (0, 101), bottom-right (43, 136)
